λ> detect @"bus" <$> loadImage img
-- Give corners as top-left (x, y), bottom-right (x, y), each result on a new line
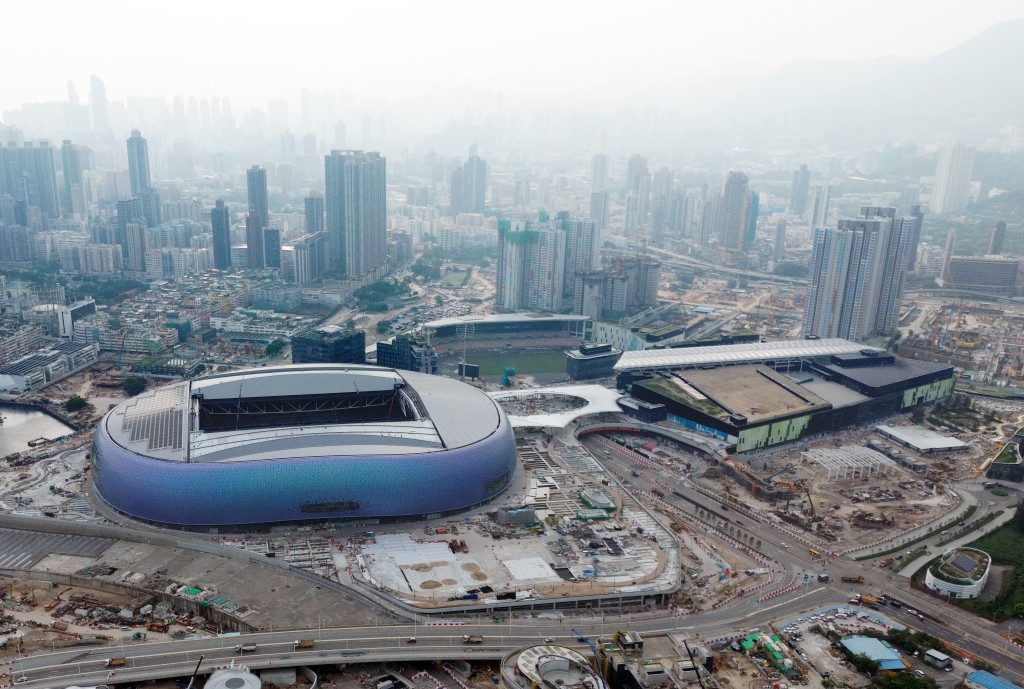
top-left (808, 548), bottom-right (821, 558)
top-left (924, 649), bottom-right (953, 671)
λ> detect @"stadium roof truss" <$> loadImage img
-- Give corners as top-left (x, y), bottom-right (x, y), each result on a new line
top-left (614, 338), bottom-right (878, 373)
top-left (803, 446), bottom-right (899, 481)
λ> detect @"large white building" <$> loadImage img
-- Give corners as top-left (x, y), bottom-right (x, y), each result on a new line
top-left (930, 144), bottom-right (975, 214)
top-left (925, 547), bottom-right (990, 599)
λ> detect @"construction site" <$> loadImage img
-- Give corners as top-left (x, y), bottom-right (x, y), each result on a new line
top-left (899, 297), bottom-right (1024, 396)
top-left (691, 421), bottom-right (986, 550)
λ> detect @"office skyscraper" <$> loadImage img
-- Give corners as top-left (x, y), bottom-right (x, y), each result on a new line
top-left (650, 167), bottom-right (674, 238)
top-left (449, 146), bottom-right (486, 215)
top-left (589, 190), bottom-right (609, 231)
top-left (263, 227), bottom-right (282, 269)
top-left (90, 74), bottom-right (109, 131)
top-left (907, 204), bottom-right (924, 270)
top-left (625, 154), bottom-right (648, 194)
top-left (717, 171), bottom-right (751, 251)
top-left (809, 183), bottom-right (832, 230)
top-left (124, 222), bottom-right (147, 272)
top-left (744, 191), bottom-right (759, 249)
top-left (246, 165), bottom-right (269, 231)
top-left (931, 144), bottom-right (975, 214)
top-left (304, 191), bottom-right (324, 234)
top-left (591, 153), bottom-right (609, 192)
top-left (790, 164), bottom-right (811, 215)
top-left (803, 207), bottom-right (913, 341)
top-left (0, 142), bottom-right (61, 219)
top-left (563, 217), bottom-right (598, 295)
top-left (324, 150), bottom-right (386, 278)
top-left (293, 232), bottom-right (327, 284)
top-left (246, 213), bottom-right (265, 269)
top-left (211, 199), bottom-right (231, 269)
top-left (126, 129), bottom-right (152, 198)
top-left (774, 219), bottom-right (787, 261)
top-left (60, 140), bottom-right (86, 217)
top-left (116, 197), bottom-right (144, 256)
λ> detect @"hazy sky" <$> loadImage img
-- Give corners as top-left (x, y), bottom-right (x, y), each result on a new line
top-left (5, 0), bottom-right (1023, 112)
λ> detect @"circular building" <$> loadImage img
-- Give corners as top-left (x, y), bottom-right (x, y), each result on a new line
top-left (92, 364), bottom-right (517, 528)
top-left (204, 665), bottom-right (260, 689)
top-left (500, 644), bottom-right (602, 689)
top-left (925, 547), bottom-right (991, 599)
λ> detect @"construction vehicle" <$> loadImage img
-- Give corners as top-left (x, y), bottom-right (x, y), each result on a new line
top-left (131, 632), bottom-right (147, 641)
top-left (235, 644), bottom-right (258, 653)
top-left (859, 595), bottom-right (879, 605)
top-left (105, 658), bottom-right (127, 668)
top-left (44, 587), bottom-right (71, 612)
top-left (147, 620), bottom-right (169, 633)
top-left (842, 576), bottom-right (865, 584)
top-left (879, 556), bottom-right (894, 568)
top-left (462, 635), bottom-right (484, 644)
top-left (294, 639), bottom-right (315, 649)
top-left (51, 621), bottom-right (68, 631)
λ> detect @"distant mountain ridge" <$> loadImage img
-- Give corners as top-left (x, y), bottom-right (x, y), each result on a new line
top-left (682, 18), bottom-right (1024, 142)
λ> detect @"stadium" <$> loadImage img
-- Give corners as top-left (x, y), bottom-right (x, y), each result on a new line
top-left (91, 364), bottom-right (517, 529)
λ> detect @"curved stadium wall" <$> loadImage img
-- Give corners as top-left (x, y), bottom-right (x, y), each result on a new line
top-left (91, 411), bottom-right (516, 529)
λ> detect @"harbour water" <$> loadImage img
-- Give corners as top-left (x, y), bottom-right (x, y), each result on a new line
top-left (0, 406), bottom-right (75, 455)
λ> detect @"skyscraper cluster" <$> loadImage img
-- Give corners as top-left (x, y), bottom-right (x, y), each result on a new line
top-left (803, 207), bottom-right (914, 341)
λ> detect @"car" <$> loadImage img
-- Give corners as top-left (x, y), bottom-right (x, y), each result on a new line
top-left (15, 677), bottom-right (27, 684)
top-left (544, 638), bottom-right (554, 643)
top-left (915, 671), bottom-right (926, 678)
top-left (780, 542), bottom-right (789, 548)
top-left (407, 637), bottom-right (417, 643)
top-left (906, 609), bottom-right (917, 615)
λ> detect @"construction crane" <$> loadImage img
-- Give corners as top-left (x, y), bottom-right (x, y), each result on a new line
top-left (114, 331), bottom-right (128, 370)
top-left (798, 480), bottom-right (816, 519)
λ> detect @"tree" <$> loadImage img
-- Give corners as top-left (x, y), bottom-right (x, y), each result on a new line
top-left (265, 339), bottom-right (286, 357)
top-left (123, 376), bottom-right (147, 397)
top-left (64, 395), bottom-right (88, 412)
top-left (911, 405), bottom-right (926, 423)
top-left (872, 671), bottom-right (937, 689)
top-left (376, 320), bottom-right (393, 334)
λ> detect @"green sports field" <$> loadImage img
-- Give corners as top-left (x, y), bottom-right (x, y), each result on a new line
top-left (462, 350), bottom-right (568, 377)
